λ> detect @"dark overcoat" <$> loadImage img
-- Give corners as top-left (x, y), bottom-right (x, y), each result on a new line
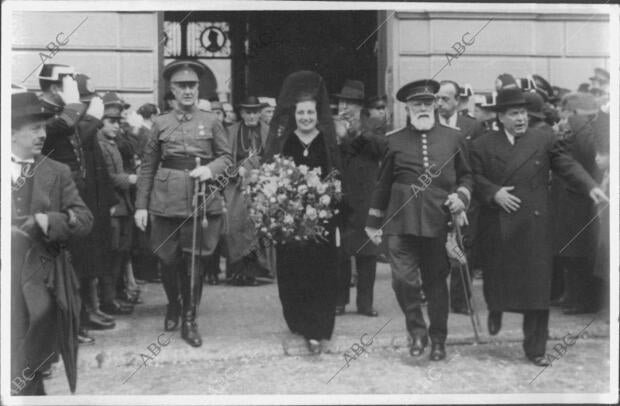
top-left (340, 116), bottom-right (387, 256)
top-left (12, 157), bottom-right (93, 393)
top-left (471, 128), bottom-right (598, 311)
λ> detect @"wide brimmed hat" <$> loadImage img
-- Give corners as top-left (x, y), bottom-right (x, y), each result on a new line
top-left (523, 91), bottom-right (545, 119)
top-left (238, 95), bottom-right (265, 109)
top-left (12, 92), bottom-right (55, 123)
top-left (489, 87), bottom-right (528, 112)
top-left (334, 79), bottom-right (365, 102)
top-left (396, 79), bottom-right (439, 102)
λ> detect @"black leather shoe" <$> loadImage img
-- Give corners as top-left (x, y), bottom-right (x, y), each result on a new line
top-left (409, 336), bottom-right (426, 357)
top-left (93, 309), bottom-right (115, 323)
top-left (429, 342), bottom-right (446, 361)
top-left (335, 306), bottom-right (345, 316)
top-left (101, 301), bottom-right (134, 315)
top-left (528, 355), bottom-right (551, 367)
top-left (165, 303), bottom-right (181, 331)
top-left (487, 311), bottom-right (502, 336)
top-left (181, 321), bottom-right (202, 347)
top-left (357, 308), bottom-right (379, 317)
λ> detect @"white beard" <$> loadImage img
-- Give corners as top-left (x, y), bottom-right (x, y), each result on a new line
top-left (411, 114), bottom-right (435, 131)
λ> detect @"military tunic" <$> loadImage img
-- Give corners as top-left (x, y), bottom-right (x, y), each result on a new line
top-left (136, 106), bottom-right (232, 263)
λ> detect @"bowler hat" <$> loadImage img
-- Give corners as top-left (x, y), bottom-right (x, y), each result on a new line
top-left (523, 91), bottom-right (545, 120)
top-left (490, 87), bottom-right (528, 112)
top-left (163, 60), bottom-right (207, 82)
top-left (237, 95), bottom-right (265, 109)
top-left (396, 79), bottom-right (439, 102)
top-left (76, 73), bottom-right (98, 102)
top-left (38, 64), bottom-right (75, 81)
top-left (334, 79), bottom-right (365, 102)
top-left (12, 92), bottom-right (54, 124)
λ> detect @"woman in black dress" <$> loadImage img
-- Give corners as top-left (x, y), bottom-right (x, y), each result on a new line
top-left (263, 71), bottom-right (342, 353)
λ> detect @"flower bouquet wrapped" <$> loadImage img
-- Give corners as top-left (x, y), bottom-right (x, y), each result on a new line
top-left (244, 154), bottom-right (343, 245)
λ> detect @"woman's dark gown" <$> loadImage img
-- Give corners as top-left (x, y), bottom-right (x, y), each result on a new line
top-left (276, 131), bottom-right (338, 341)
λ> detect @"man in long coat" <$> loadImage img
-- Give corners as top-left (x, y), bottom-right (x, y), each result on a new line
top-left (12, 92), bottom-right (93, 395)
top-left (337, 80), bottom-right (388, 316)
top-left (470, 87), bottom-right (607, 366)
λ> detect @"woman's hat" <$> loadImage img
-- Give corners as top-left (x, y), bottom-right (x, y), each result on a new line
top-left (490, 87), bottom-right (528, 112)
top-left (334, 79), bottom-right (365, 102)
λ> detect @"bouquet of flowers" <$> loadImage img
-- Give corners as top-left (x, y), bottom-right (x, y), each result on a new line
top-left (244, 154), bottom-right (343, 245)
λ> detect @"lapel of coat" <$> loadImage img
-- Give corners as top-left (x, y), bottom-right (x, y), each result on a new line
top-left (29, 157), bottom-right (54, 214)
top-left (500, 129), bottom-right (540, 184)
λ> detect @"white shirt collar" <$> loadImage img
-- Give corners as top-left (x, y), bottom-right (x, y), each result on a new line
top-left (504, 129), bottom-right (515, 145)
top-left (11, 154), bottom-right (34, 183)
top-left (439, 112), bottom-right (458, 128)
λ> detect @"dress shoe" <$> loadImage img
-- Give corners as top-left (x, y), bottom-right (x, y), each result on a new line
top-left (487, 311), bottom-right (502, 336)
top-left (335, 306), bottom-right (345, 316)
top-left (165, 303), bottom-right (181, 331)
top-left (307, 339), bottom-right (321, 354)
top-left (86, 312), bottom-right (115, 330)
top-left (528, 355), bottom-right (551, 367)
top-left (429, 342), bottom-right (446, 361)
top-left (452, 306), bottom-right (472, 315)
top-left (101, 301), bottom-right (134, 315)
top-left (357, 308), bottom-right (379, 317)
top-left (409, 336), bottom-right (427, 357)
top-left (78, 330), bottom-right (95, 345)
top-left (93, 309), bottom-right (115, 323)
top-left (181, 321), bottom-right (202, 347)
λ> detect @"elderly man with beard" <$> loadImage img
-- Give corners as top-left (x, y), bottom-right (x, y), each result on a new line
top-left (365, 79), bottom-right (473, 361)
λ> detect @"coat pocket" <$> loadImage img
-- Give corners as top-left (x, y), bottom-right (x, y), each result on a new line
top-left (149, 169), bottom-right (171, 215)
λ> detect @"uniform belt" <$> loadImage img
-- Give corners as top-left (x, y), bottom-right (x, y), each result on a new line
top-left (161, 158), bottom-right (209, 170)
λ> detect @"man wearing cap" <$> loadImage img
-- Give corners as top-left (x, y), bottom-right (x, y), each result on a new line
top-left (470, 87), bottom-right (608, 366)
top-left (224, 95), bottom-right (271, 286)
top-left (135, 60), bottom-right (231, 347)
top-left (97, 98), bottom-right (138, 317)
top-left (39, 65), bottom-right (118, 337)
top-left (335, 79), bottom-right (387, 317)
top-left (11, 91), bottom-right (93, 395)
top-left (365, 79), bottom-right (473, 361)
top-left (258, 97), bottom-right (276, 125)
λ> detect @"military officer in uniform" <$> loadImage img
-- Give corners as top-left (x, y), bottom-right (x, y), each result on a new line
top-left (135, 60), bottom-right (232, 347)
top-left (365, 79), bottom-right (473, 361)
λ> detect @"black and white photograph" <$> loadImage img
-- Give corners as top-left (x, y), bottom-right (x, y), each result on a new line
top-left (1, 1), bottom-right (618, 404)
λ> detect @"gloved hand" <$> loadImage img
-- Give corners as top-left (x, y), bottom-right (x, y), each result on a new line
top-left (57, 75), bottom-right (80, 105)
top-left (86, 96), bottom-right (104, 120)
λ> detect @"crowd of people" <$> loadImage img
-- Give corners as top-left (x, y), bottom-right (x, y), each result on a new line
top-left (10, 58), bottom-right (610, 395)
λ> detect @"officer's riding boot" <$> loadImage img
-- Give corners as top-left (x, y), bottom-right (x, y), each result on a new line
top-left (161, 261), bottom-right (182, 331)
top-left (179, 260), bottom-right (203, 347)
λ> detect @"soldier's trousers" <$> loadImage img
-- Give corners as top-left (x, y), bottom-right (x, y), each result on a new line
top-left (386, 234), bottom-right (450, 344)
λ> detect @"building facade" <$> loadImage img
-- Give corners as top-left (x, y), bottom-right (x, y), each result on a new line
top-left (11, 8), bottom-right (610, 127)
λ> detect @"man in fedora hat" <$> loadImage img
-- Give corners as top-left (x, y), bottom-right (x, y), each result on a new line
top-left (365, 79), bottom-right (473, 361)
top-left (11, 91), bottom-right (93, 395)
top-left (135, 59), bottom-right (232, 347)
top-left (224, 95), bottom-right (271, 286)
top-left (470, 87), bottom-right (608, 366)
top-left (335, 79), bottom-right (387, 317)
top-left (39, 64), bottom-right (118, 340)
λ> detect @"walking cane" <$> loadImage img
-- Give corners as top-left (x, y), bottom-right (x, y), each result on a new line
top-left (450, 213), bottom-right (482, 343)
top-left (190, 157), bottom-right (201, 308)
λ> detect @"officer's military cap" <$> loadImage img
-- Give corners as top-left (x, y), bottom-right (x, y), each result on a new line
top-left (163, 60), bottom-right (207, 82)
top-left (396, 79), bottom-right (440, 102)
